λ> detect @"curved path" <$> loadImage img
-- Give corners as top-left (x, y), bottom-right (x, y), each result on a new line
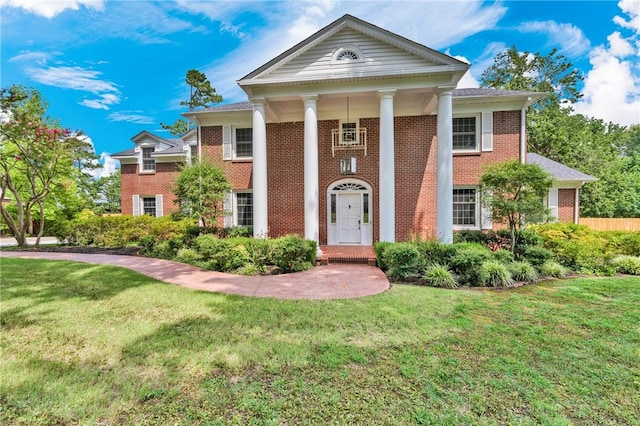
top-left (0, 251), bottom-right (390, 300)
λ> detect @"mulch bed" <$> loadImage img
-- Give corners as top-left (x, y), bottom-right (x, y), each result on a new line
top-left (4, 245), bottom-right (141, 256)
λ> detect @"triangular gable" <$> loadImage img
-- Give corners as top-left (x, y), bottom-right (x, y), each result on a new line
top-left (239, 14), bottom-right (468, 86)
top-left (131, 130), bottom-right (176, 151)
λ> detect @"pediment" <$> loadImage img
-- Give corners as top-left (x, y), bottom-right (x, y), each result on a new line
top-left (239, 14), bottom-right (468, 87)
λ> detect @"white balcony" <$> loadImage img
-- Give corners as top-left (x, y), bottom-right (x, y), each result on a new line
top-left (331, 127), bottom-right (367, 156)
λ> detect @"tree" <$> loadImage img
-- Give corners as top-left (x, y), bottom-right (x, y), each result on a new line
top-left (173, 160), bottom-right (230, 228)
top-left (91, 170), bottom-right (121, 214)
top-left (478, 160), bottom-right (553, 252)
top-left (0, 85), bottom-right (93, 246)
top-left (161, 70), bottom-right (223, 136)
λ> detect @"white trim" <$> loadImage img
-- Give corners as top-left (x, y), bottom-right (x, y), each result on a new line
top-left (574, 188), bottom-right (580, 224)
top-left (548, 188), bottom-right (559, 221)
top-left (520, 108), bottom-right (527, 164)
top-left (222, 125), bottom-right (232, 160)
top-left (233, 127), bottom-right (253, 160)
top-left (327, 178), bottom-right (373, 245)
top-left (223, 191), bottom-right (232, 228)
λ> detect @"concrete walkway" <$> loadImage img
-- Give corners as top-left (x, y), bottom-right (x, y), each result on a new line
top-left (0, 251), bottom-right (390, 300)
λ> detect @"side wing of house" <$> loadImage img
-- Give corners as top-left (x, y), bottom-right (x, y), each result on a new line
top-left (113, 129), bottom-right (197, 217)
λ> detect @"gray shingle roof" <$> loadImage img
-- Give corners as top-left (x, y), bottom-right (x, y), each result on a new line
top-left (196, 101), bottom-right (253, 113)
top-left (528, 153), bottom-right (597, 182)
top-left (111, 148), bottom-right (136, 157)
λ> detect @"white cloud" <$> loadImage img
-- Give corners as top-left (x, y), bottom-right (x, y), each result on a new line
top-left (26, 65), bottom-right (121, 110)
top-left (80, 93), bottom-right (120, 110)
top-left (518, 20), bottom-right (591, 56)
top-left (0, 0), bottom-right (105, 19)
top-left (107, 111), bottom-right (155, 125)
top-left (27, 65), bottom-right (118, 94)
top-left (89, 152), bottom-right (118, 179)
top-left (574, 2), bottom-right (640, 126)
top-left (448, 42), bottom-right (507, 89)
top-left (9, 51), bottom-right (57, 65)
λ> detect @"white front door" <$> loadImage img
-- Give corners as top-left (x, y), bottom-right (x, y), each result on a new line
top-left (338, 194), bottom-right (361, 244)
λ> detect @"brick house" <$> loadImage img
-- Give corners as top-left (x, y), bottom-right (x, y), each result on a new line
top-left (114, 14), bottom-right (594, 247)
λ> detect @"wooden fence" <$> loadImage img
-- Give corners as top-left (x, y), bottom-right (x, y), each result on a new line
top-left (580, 218), bottom-right (640, 232)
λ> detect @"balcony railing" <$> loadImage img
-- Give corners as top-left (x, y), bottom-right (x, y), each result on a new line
top-left (331, 128), bottom-right (367, 156)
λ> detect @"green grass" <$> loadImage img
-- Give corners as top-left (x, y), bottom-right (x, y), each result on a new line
top-left (1, 258), bottom-right (639, 425)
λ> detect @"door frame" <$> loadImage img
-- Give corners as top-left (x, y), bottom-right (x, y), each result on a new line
top-left (327, 178), bottom-right (373, 245)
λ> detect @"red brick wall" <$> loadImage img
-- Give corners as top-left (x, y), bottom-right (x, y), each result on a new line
top-left (128, 110), bottom-right (527, 240)
top-left (120, 162), bottom-right (181, 215)
top-left (558, 188), bottom-right (576, 223)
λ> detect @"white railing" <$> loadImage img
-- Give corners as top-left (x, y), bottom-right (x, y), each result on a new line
top-left (331, 128), bottom-right (367, 156)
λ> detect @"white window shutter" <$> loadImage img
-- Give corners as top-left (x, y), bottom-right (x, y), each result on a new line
top-left (132, 195), bottom-right (140, 216)
top-left (548, 188), bottom-right (559, 221)
top-left (481, 190), bottom-right (493, 230)
top-left (223, 191), bottom-right (232, 228)
top-left (481, 112), bottom-right (493, 152)
top-left (222, 125), bottom-right (232, 160)
top-left (155, 194), bottom-right (163, 217)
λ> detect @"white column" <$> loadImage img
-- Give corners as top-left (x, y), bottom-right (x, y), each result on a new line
top-left (302, 95), bottom-right (320, 249)
top-left (436, 88), bottom-right (453, 244)
top-left (379, 89), bottom-right (396, 242)
top-left (252, 97), bottom-right (268, 238)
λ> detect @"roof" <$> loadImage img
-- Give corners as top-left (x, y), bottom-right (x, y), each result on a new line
top-left (113, 129), bottom-right (196, 158)
top-left (453, 88), bottom-right (545, 100)
top-left (528, 153), bottom-right (597, 183)
top-left (111, 148), bottom-right (136, 157)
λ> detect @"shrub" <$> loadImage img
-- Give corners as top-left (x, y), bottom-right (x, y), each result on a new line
top-left (449, 243), bottom-right (492, 286)
top-left (454, 230), bottom-right (491, 245)
top-left (422, 264), bottom-right (458, 288)
top-left (539, 261), bottom-right (570, 278)
top-left (374, 241), bottom-right (393, 270)
top-left (222, 226), bottom-right (253, 238)
top-left (245, 238), bottom-right (273, 272)
top-left (522, 246), bottom-right (554, 267)
top-left (195, 235), bottom-right (249, 272)
top-left (416, 240), bottom-right (456, 266)
top-left (478, 260), bottom-right (513, 287)
top-left (175, 248), bottom-right (201, 265)
top-left (611, 255), bottom-right (640, 275)
top-left (509, 261), bottom-right (539, 282)
top-left (271, 235), bottom-right (315, 273)
top-left (383, 243), bottom-right (424, 281)
top-left (492, 249), bottom-right (515, 264)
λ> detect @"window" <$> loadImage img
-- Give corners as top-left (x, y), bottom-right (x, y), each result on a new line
top-left (142, 197), bottom-right (156, 216)
top-left (453, 188), bottom-right (478, 227)
top-left (190, 145), bottom-right (197, 163)
top-left (452, 116), bottom-right (479, 151)
top-left (341, 122), bottom-right (357, 144)
top-left (235, 128), bottom-right (253, 158)
top-left (235, 192), bottom-right (253, 226)
top-left (336, 50), bottom-right (359, 61)
top-left (141, 147), bottom-right (155, 172)
top-left (330, 194), bottom-right (337, 224)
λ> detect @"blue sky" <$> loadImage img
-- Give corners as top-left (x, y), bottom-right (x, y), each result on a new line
top-left (1, 0), bottom-right (639, 177)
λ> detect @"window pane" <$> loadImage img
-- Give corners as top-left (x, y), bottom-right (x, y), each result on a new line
top-left (453, 188), bottom-right (476, 226)
top-left (235, 128), bottom-right (253, 157)
top-left (142, 197), bottom-right (156, 216)
top-left (142, 147), bottom-right (156, 171)
top-left (330, 194), bottom-right (336, 224)
top-left (363, 193), bottom-right (369, 224)
top-left (342, 122), bottom-right (357, 143)
top-left (452, 117), bottom-right (477, 151)
top-left (190, 145), bottom-right (197, 162)
top-left (236, 192), bottom-right (253, 226)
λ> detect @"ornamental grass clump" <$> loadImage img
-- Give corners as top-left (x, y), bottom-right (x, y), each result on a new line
top-left (539, 260), bottom-right (570, 278)
top-left (509, 261), bottom-right (539, 282)
top-left (422, 264), bottom-right (458, 288)
top-left (611, 255), bottom-right (640, 275)
top-left (478, 260), bottom-right (513, 287)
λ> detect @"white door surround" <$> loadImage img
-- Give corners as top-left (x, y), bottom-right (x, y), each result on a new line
top-left (327, 179), bottom-right (373, 245)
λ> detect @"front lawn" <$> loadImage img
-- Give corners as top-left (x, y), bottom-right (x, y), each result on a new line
top-left (1, 258), bottom-right (639, 424)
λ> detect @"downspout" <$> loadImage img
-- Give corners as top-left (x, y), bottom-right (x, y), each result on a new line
top-left (520, 107), bottom-right (527, 164)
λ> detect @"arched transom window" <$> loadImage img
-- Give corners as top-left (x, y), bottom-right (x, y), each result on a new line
top-left (332, 182), bottom-right (368, 191)
top-left (331, 45), bottom-right (365, 65)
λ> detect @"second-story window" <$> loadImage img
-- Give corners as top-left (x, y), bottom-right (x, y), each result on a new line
top-left (452, 116), bottom-right (479, 151)
top-left (142, 147), bottom-right (155, 172)
top-left (235, 128), bottom-right (253, 158)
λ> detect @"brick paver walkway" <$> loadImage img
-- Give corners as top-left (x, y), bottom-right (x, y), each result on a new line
top-left (0, 251), bottom-right (390, 300)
